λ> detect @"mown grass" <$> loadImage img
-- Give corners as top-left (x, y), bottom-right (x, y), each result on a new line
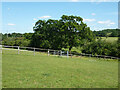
top-left (2, 49), bottom-right (118, 88)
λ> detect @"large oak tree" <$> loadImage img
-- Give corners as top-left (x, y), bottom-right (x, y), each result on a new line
top-left (31, 15), bottom-right (95, 53)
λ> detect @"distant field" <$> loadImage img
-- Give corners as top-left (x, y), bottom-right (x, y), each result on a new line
top-left (62, 37), bottom-right (119, 54)
top-left (99, 37), bottom-right (118, 43)
top-left (2, 49), bottom-right (118, 88)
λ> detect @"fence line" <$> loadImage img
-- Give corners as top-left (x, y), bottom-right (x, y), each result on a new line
top-left (0, 45), bottom-right (119, 60)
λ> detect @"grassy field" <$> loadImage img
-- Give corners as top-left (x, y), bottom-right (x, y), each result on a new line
top-left (100, 37), bottom-right (118, 43)
top-left (62, 37), bottom-right (119, 54)
top-left (2, 49), bottom-right (118, 88)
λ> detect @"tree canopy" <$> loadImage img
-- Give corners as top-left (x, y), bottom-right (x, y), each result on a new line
top-left (31, 15), bottom-right (95, 53)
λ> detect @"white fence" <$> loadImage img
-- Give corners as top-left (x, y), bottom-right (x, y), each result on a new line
top-left (1, 45), bottom-right (119, 60)
top-left (1, 45), bottom-right (70, 57)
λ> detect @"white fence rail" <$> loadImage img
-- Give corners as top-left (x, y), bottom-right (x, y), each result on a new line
top-left (1, 45), bottom-right (70, 57)
top-left (0, 45), bottom-right (119, 60)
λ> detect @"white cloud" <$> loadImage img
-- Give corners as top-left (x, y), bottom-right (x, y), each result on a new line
top-left (90, 0), bottom-right (116, 2)
top-left (8, 8), bottom-right (10, 10)
top-left (91, 13), bottom-right (96, 16)
top-left (83, 18), bottom-right (96, 22)
top-left (71, 0), bottom-right (79, 2)
top-left (33, 18), bottom-right (37, 21)
top-left (90, 0), bottom-right (118, 4)
top-left (7, 23), bottom-right (16, 26)
top-left (38, 16), bottom-right (51, 19)
top-left (90, 0), bottom-right (96, 2)
top-left (98, 0), bottom-right (107, 1)
top-left (98, 0), bottom-right (112, 2)
top-left (98, 20), bottom-right (115, 26)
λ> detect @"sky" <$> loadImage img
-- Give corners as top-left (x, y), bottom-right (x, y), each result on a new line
top-left (1, 1), bottom-right (118, 34)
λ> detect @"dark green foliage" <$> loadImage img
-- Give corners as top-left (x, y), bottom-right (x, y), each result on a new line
top-left (2, 33), bottom-right (33, 40)
top-left (2, 37), bottom-right (30, 47)
top-left (23, 33), bottom-right (33, 40)
top-left (31, 15), bottom-right (95, 52)
top-left (82, 39), bottom-right (118, 57)
top-left (2, 33), bottom-right (23, 40)
top-left (0, 33), bottom-right (2, 45)
top-left (117, 30), bottom-right (120, 58)
top-left (2, 33), bottom-right (32, 47)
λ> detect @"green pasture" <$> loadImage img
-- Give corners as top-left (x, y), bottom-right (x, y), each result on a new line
top-left (2, 49), bottom-right (118, 88)
top-left (99, 37), bottom-right (118, 43)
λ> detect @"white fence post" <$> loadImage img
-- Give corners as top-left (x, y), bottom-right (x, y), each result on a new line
top-left (67, 51), bottom-right (69, 58)
top-left (60, 50), bottom-right (62, 56)
top-left (34, 48), bottom-right (35, 56)
top-left (54, 50), bottom-right (55, 55)
top-left (48, 49), bottom-right (49, 56)
top-left (2, 45), bottom-right (119, 60)
top-left (57, 51), bottom-right (58, 56)
top-left (89, 54), bottom-right (91, 58)
top-left (18, 46), bottom-right (20, 54)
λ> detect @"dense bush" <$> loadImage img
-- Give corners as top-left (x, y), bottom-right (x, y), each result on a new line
top-left (82, 39), bottom-right (118, 57)
top-left (2, 37), bottom-right (30, 47)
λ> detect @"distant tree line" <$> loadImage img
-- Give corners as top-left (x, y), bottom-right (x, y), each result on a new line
top-left (93, 29), bottom-right (119, 37)
top-left (1, 15), bottom-right (119, 57)
top-left (1, 33), bottom-right (33, 47)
